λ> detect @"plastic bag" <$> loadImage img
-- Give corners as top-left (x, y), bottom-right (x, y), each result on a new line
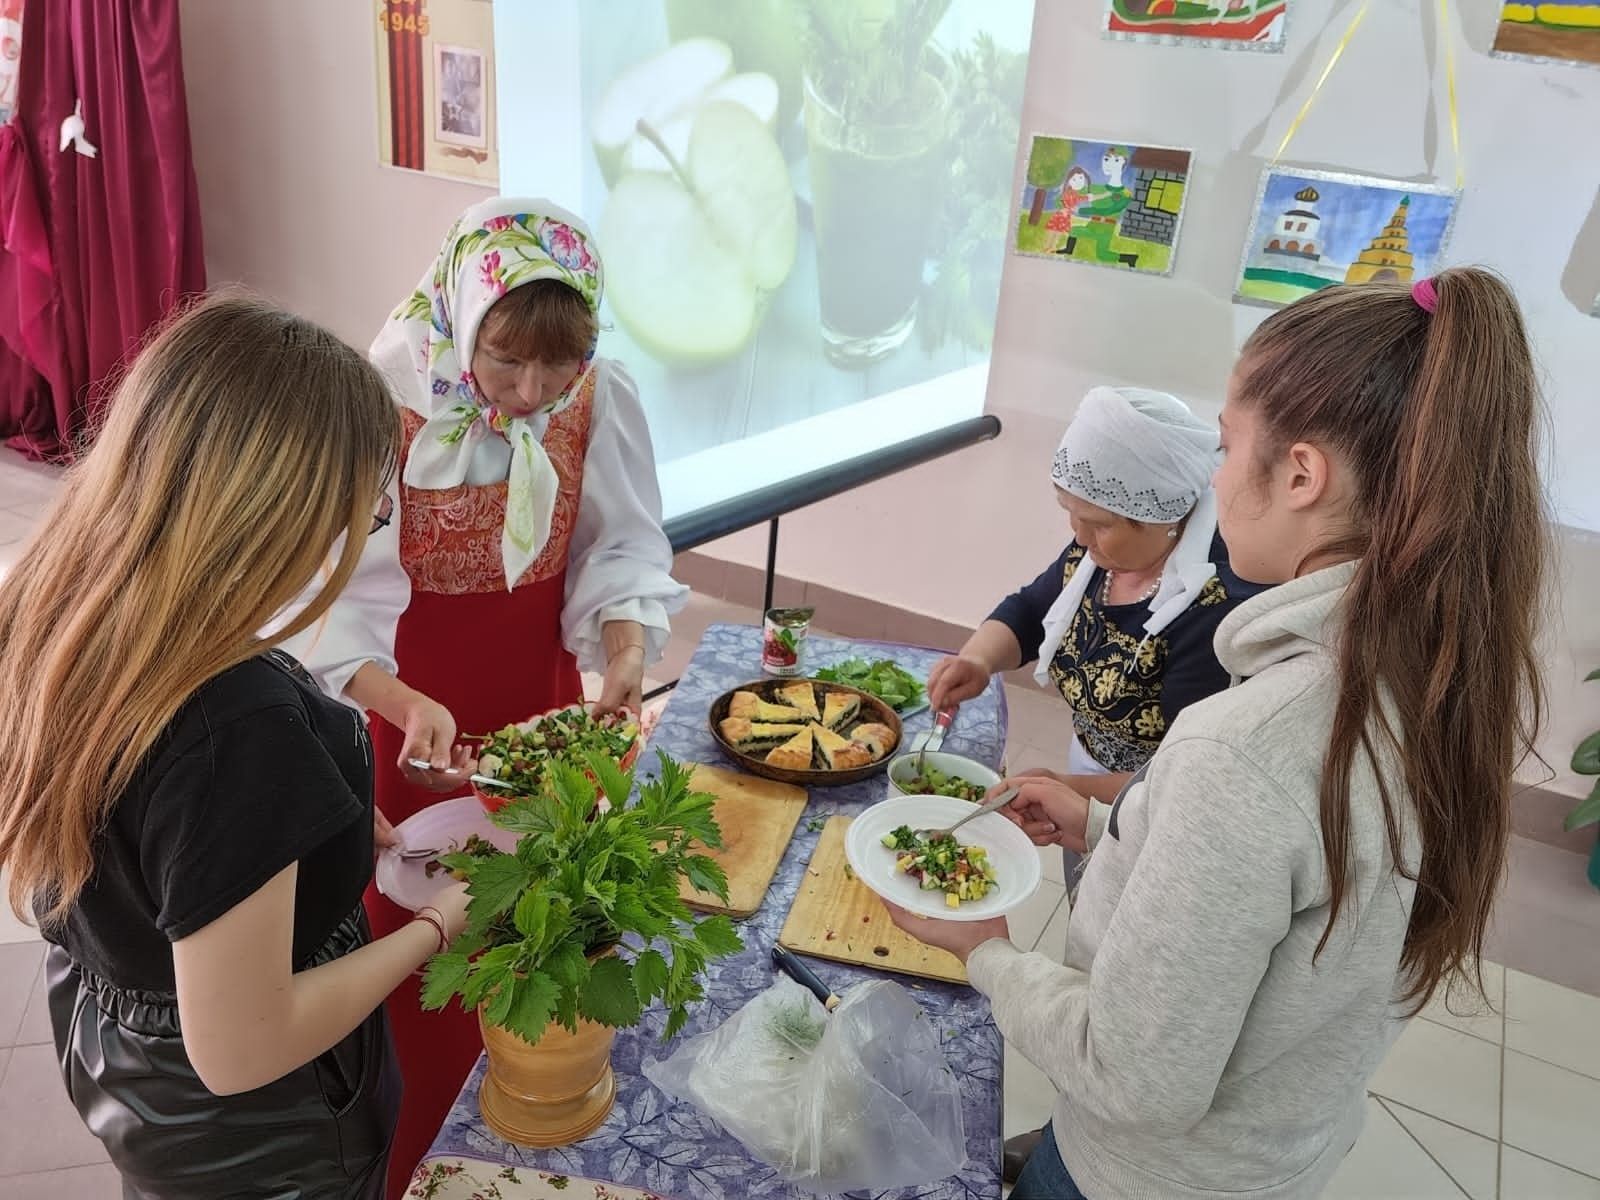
top-left (642, 976), bottom-right (966, 1193)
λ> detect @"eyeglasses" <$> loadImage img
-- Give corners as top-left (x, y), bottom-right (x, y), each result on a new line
top-left (371, 493), bottom-right (395, 534)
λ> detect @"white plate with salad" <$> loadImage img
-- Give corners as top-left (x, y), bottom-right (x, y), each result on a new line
top-left (844, 794), bottom-right (1041, 922)
top-left (814, 658), bottom-right (930, 718)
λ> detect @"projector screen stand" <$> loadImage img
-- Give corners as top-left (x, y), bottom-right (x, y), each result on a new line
top-left (763, 517), bottom-right (780, 614)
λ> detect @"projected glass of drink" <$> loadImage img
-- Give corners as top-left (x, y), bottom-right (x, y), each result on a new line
top-left (802, 68), bottom-right (949, 366)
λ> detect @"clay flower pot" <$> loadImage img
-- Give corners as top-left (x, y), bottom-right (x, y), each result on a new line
top-left (477, 1008), bottom-right (618, 1148)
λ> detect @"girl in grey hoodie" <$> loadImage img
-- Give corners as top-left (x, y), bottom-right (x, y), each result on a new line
top-left (890, 268), bottom-right (1547, 1200)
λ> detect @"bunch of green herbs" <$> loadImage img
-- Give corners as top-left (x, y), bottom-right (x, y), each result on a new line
top-left (420, 752), bottom-right (743, 1044)
top-left (919, 33), bottom-right (1029, 353)
top-left (796, 0), bottom-right (952, 125)
top-left (815, 658), bottom-right (926, 712)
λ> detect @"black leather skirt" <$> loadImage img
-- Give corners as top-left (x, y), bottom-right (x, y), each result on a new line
top-left (46, 907), bottom-right (401, 1199)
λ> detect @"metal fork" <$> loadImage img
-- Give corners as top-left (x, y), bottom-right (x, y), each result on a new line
top-left (914, 708), bottom-right (956, 774)
top-left (405, 758), bottom-right (514, 791)
top-left (916, 786), bottom-right (1019, 842)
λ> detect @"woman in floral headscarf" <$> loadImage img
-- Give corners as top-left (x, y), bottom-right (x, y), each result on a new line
top-left (275, 197), bottom-right (685, 1195)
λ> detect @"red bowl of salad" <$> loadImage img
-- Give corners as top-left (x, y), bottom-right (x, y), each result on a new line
top-left (471, 704), bottom-right (641, 814)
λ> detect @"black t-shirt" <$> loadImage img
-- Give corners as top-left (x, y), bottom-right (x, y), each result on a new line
top-left (46, 652), bottom-right (374, 994)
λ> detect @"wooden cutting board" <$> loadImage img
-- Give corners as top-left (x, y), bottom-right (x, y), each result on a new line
top-left (677, 764), bottom-right (809, 919)
top-left (777, 815), bottom-right (968, 985)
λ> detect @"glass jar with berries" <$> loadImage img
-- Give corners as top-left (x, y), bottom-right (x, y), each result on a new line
top-left (762, 606), bottom-right (813, 676)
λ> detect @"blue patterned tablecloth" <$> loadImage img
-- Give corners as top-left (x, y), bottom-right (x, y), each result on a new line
top-left (421, 624), bottom-right (1010, 1200)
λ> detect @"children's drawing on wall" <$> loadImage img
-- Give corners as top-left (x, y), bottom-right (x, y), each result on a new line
top-left (1103, 0), bottom-right (1287, 51)
top-left (1234, 169), bottom-right (1459, 309)
top-left (1014, 136), bottom-right (1193, 276)
top-left (0, 0), bottom-right (23, 125)
top-left (1492, 2), bottom-right (1600, 67)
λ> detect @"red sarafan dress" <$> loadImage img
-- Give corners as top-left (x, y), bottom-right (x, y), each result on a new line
top-left (363, 371), bottom-right (595, 1192)
top-left (268, 199), bottom-right (686, 1200)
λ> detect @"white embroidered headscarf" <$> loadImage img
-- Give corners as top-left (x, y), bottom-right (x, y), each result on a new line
top-left (1034, 386), bottom-right (1223, 691)
top-left (371, 196), bottom-right (603, 590)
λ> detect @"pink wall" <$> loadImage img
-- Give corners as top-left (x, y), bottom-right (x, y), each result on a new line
top-left (178, 0), bottom-right (490, 349)
top-left (697, 404), bottom-right (1068, 627)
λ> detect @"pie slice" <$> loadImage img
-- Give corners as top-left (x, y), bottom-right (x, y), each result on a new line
top-left (815, 724), bottom-right (873, 770)
top-left (719, 718), bottom-right (808, 753)
top-left (821, 690), bottom-right (860, 732)
top-left (764, 725), bottom-right (815, 771)
top-left (778, 680), bottom-right (821, 722)
top-left (850, 722), bottom-right (896, 761)
top-left (728, 690), bottom-right (803, 722)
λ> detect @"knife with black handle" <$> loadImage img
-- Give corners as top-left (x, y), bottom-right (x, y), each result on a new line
top-left (771, 944), bottom-right (841, 1013)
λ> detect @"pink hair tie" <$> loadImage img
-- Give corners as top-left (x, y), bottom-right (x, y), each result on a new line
top-left (1412, 277), bottom-right (1438, 314)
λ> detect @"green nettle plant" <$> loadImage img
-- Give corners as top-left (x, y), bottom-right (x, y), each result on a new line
top-left (420, 752), bottom-right (744, 1043)
top-left (1567, 669), bottom-right (1600, 835)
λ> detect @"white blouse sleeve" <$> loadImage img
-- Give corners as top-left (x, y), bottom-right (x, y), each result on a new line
top-left (563, 359), bottom-right (688, 673)
top-left (262, 475), bottom-right (411, 706)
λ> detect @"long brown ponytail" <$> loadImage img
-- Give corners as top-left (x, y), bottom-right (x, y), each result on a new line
top-left (1237, 267), bottom-right (1547, 1011)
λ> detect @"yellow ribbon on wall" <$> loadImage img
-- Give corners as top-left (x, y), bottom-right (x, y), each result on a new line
top-left (1269, 0), bottom-right (1373, 166)
top-left (1440, 0), bottom-right (1464, 189)
top-left (1269, 0), bottom-right (1465, 191)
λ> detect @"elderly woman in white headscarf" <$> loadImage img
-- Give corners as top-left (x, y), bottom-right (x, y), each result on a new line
top-left (929, 386), bottom-right (1260, 803)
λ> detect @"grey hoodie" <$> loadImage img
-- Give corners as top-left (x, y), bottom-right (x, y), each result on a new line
top-left (969, 561), bottom-right (1421, 1199)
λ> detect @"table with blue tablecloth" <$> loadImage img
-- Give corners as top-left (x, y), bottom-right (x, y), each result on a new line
top-left (412, 624), bottom-right (1011, 1200)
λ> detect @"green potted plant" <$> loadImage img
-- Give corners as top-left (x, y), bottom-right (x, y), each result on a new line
top-left (421, 752), bottom-right (743, 1147)
top-left (1567, 669), bottom-right (1600, 890)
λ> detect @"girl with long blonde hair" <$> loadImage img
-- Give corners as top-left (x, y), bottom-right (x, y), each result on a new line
top-left (0, 295), bottom-right (470, 1199)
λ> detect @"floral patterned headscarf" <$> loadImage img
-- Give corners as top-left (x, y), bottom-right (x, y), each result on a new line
top-left (370, 196), bottom-right (604, 589)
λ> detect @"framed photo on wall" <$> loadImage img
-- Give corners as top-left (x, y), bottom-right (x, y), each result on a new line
top-left (434, 43), bottom-right (488, 149)
top-left (374, 0), bottom-right (497, 186)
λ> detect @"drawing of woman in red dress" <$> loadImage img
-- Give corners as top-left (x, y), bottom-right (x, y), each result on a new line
top-left (1047, 165), bottom-right (1094, 253)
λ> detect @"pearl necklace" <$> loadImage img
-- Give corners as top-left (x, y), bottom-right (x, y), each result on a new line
top-left (1101, 569), bottom-right (1161, 607)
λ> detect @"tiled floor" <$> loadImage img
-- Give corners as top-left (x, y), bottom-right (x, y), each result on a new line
top-left (6, 450), bottom-right (1600, 1198)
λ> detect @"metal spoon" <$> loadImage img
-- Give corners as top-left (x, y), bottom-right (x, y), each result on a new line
top-left (916, 786), bottom-right (1020, 842)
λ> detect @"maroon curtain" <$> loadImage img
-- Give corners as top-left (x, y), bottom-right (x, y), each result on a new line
top-left (0, 0), bottom-right (204, 460)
